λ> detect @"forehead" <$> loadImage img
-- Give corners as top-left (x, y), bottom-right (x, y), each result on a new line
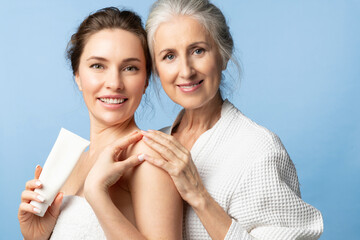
top-left (154, 15), bottom-right (212, 49)
top-left (82, 29), bottom-right (145, 59)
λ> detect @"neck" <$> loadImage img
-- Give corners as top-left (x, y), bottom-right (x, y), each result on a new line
top-left (178, 92), bottom-right (223, 134)
top-left (88, 116), bottom-right (138, 154)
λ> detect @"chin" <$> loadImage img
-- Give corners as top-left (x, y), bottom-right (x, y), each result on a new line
top-left (97, 113), bottom-right (130, 126)
top-left (174, 97), bottom-right (206, 110)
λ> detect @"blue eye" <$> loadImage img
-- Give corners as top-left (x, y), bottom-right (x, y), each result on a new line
top-left (90, 64), bottom-right (103, 69)
top-left (165, 54), bottom-right (175, 61)
top-left (194, 48), bottom-right (204, 55)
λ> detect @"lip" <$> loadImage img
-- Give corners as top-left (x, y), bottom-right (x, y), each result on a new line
top-left (177, 80), bottom-right (204, 93)
top-left (97, 94), bottom-right (128, 110)
top-left (98, 94), bottom-right (127, 99)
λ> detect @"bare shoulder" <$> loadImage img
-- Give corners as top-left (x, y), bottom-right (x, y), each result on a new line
top-left (127, 139), bottom-right (168, 182)
top-left (128, 138), bottom-right (161, 159)
top-left (127, 139), bottom-right (183, 239)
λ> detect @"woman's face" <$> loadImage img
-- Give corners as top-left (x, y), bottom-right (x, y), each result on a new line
top-left (75, 29), bottom-right (147, 126)
top-left (153, 16), bottom-right (223, 109)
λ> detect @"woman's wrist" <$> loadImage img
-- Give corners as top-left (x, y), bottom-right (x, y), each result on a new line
top-left (84, 182), bottom-right (109, 203)
top-left (190, 187), bottom-right (212, 212)
top-left (191, 190), bottom-right (232, 240)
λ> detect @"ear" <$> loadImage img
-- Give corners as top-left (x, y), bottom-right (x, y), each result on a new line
top-left (74, 72), bottom-right (83, 91)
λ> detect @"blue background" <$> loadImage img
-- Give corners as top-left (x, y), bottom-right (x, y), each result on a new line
top-left (1, 0), bottom-right (359, 239)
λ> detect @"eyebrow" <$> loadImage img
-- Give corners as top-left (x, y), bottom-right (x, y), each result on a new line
top-left (158, 41), bottom-right (210, 56)
top-left (86, 56), bottom-right (141, 63)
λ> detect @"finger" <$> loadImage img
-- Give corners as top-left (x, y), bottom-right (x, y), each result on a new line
top-left (129, 130), bottom-right (140, 137)
top-left (34, 165), bottom-right (42, 179)
top-left (25, 179), bottom-right (43, 190)
top-left (114, 154), bottom-right (145, 173)
top-left (141, 130), bottom-right (188, 160)
top-left (147, 130), bottom-right (188, 153)
top-left (18, 202), bottom-right (43, 215)
top-left (21, 190), bottom-right (45, 204)
top-left (47, 192), bottom-right (63, 219)
top-left (141, 154), bottom-right (172, 174)
top-left (141, 134), bottom-right (181, 163)
top-left (112, 132), bottom-right (143, 152)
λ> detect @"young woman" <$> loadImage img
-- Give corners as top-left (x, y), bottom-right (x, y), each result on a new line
top-left (18, 7), bottom-right (182, 240)
top-left (141, 0), bottom-right (324, 239)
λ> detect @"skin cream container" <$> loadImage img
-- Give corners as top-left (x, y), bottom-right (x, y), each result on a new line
top-left (30, 128), bottom-right (90, 217)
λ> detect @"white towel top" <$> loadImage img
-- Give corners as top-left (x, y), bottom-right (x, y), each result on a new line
top-left (50, 195), bottom-right (106, 240)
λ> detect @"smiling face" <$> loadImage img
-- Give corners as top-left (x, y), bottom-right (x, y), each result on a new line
top-left (75, 29), bottom-right (147, 126)
top-left (153, 16), bottom-right (223, 110)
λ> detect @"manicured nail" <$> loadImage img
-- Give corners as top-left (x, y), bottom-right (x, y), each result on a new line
top-left (33, 208), bottom-right (41, 214)
top-left (138, 154), bottom-right (145, 161)
top-left (37, 195), bottom-right (45, 202)
top-left (35, 181), bottom-right (42, 186)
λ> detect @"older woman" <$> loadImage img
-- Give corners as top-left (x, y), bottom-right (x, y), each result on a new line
top-left (140, 0), bottom-right (324, 239)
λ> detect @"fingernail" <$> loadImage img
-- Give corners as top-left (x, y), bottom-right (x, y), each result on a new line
top-left (143, 136), bottom-right (150, 142)
top-left (37, 195), bottom-right (45, 202)
top-left (33, 207), bottom-right (41, 214)
top-left (35, 181), bottom-right (42, 186)
top-left (148, 129), bottom-right (154, 132)
top-left (141, 130), bottom-right (148, 135)
top-left (58, 192), bottom-right (64, 200)
top-left (138, 154), bottom-right (145, 161)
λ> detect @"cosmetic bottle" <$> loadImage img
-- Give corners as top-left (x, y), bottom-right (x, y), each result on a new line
top-left (30, 128), bottom-right (90, 217)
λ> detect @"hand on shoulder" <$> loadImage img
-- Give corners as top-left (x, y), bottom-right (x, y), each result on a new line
top-left (126, 134), bottom-right (183, 239)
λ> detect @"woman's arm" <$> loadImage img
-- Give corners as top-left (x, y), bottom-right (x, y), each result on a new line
top-left (84, 132), bottom-right (182, 240)
top-left (141, 130), bottom-right (232, 239)
top-left (86, 186), bottom-right (146, 240)
top-left (140, 130), bottom-right (323, 240)
top-left (84, 132), bottom-right (146, 239)
top-left (224, 149), bottom-right (323, 240)
top-left (129, 149), bottom-right (183, 239)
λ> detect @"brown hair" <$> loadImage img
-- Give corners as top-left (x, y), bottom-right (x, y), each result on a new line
top-left (66, 7), bottom-right (152, 81)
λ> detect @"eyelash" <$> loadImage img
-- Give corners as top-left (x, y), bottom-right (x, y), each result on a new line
top-left (90, 64), bottom-right (104, 69)
top-left (124, 66), bottom-right (139, 71)
top-left (89, 64), bottom-right (139, 72)
top-left (162, 48), bottom-right (206, 61)
top-left (163, 54), bottom-right (175, 61)
top-left (194, 48), bottom-right (205, 55)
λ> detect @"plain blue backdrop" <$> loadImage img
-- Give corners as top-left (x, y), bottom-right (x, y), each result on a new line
top-left (1, 0), bottom-right (359, 239)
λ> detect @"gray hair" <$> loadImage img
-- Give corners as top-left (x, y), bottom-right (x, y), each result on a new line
top-left (146, 0), bottom-right (241, 98)
top-left (146, 0), bottom-right (235, 71)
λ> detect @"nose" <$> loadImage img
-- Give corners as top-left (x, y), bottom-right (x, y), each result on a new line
top-left (179, 57), bottom-right (195, 79)
top-left (105, 68), bottom-right (124, 90)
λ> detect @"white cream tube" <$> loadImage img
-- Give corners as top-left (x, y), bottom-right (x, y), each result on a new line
top-left (30, 128), bottom-right (90, 217)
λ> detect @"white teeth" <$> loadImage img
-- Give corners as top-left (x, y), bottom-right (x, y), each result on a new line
top-left (99, 98), bottom-right (125, 104)
top-left (180, 83), bottom-right (200, 89)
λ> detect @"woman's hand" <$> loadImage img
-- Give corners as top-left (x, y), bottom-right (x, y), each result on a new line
top-left (18, 165), bottom-right (63, 240)
top-left (140, 130), bottom-right (207, 208)
top-left (141, 130), bottom-right (233, 240)
top-left (84, 131), bottom-right (144, 200)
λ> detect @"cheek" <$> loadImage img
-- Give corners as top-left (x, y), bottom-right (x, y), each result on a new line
top-left (157, 63), bottom-right (176, 85)
top-left (127, 75), bottom-right (147, 94)
top-left (79, 70), bottom-right (102, 93)
top-left (204, 57), bottom-right (222, 85)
